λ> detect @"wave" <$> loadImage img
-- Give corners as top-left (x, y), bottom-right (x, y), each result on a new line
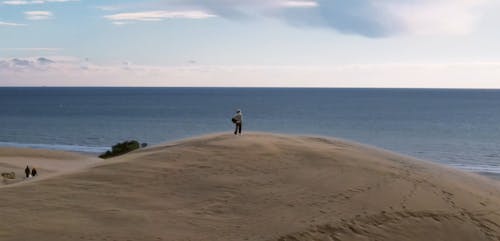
top-left (0, 142), bottom-right (109, 153)
top-left (450, 163), bottom-right (500, 174)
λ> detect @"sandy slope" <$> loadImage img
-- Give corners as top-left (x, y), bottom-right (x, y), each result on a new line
top-left (0, 147), bottom-right (100, 185)
top-left (1, 133), bottom-right (500, 241)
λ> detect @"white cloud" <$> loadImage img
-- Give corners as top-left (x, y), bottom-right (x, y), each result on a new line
top-left (0, 21), bottom-right (26, 26)
top-left (25, 11), bottom-right (53, 20)
top-left (147, 0), bottom-right (493, 37)
top-left (2, 0), bottom-right (77, 5)
top-left (0, 48), bottom-right (62, 51)
top-left (104, 10), bottom-right (217, 23)
top-left (95, 0), bottom-right (495, 36)
top-left (279, 0), bottom-right (318, 8)
top-left (382, 0), bottom-right (489, 35)
top-left (96, 5), bottom-right (120, 11)
top-left (3, 0), bottom-right (30, 5)
top-left (2, 56), bottom-right (500, 88)
top-left (99, 1), bottom-right (317, 24)
top-left (111, 21), bottom-right (130, 25)
top-left (46, 0), bottom-right (77, 2)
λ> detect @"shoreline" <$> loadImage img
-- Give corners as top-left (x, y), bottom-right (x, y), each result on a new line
top-left (0, 141), bottom-right (108, 154)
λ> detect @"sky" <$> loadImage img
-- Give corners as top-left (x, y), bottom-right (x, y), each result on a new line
top-left (1, 0), bottom-right (500, 88)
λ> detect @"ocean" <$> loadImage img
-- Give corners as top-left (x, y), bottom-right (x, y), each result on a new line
top-left (1, 87), bottom-right (499, 175)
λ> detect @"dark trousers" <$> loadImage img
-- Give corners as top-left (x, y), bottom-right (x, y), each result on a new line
top-left (234, 123), bottom-right (242, 134)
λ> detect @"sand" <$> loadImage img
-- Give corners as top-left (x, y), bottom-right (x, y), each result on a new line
top-left (0, 147), bottom-right (100, 185)
top-left (1, 132), bottom-right (500, 241)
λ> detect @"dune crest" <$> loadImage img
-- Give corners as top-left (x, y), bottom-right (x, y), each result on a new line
top-left (1, 133), bottom-right (500, 241)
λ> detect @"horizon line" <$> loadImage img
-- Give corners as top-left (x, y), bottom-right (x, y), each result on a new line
top-left (1, 86), bottom-right (500, 90)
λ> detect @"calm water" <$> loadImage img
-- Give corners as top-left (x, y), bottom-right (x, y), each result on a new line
top-left (1, 87), bottom-right (499, 174)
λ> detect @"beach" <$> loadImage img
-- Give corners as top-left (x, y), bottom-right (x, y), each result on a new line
top-left (1, 133), bottom-right (500, 241)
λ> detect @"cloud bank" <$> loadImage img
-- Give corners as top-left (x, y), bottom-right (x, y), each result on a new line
top-left (0, 47), bottom-right (62, 52)
top-left (104, 10), bottom-right (216, 24)
top-left (2, 56), bottom-right (500, 88)
top-left (147, 0), bottom-right (491, 37)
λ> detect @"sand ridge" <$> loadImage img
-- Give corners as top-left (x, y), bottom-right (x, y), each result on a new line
top-left (1, 133), bottom-right (500, 241)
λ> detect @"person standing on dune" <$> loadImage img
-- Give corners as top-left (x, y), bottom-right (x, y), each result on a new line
top-left (232, 109), bottom-right (243, 135)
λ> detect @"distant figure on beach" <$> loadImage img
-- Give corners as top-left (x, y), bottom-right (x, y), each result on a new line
top-left (25, 165), bottom-right (30, 178)
top-left (232, 109), bottom-right (243, 135)
top-left (31, 167), bottom-right (37, 177)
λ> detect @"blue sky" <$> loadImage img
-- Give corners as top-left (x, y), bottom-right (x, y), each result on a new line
top-left (1, 0), bottom-right (500, 87)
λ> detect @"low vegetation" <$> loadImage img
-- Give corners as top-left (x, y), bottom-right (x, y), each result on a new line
top-left (1, 172), bottom-right (16, 180)
top-left (99, 140), bottom-right (147, 159)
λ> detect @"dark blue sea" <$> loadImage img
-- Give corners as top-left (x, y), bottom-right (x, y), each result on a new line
top-left (1, 87), bottom-right (499, 175)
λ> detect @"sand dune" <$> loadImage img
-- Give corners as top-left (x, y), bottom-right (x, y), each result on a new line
top-left (1, 133), bottom-right (500, 241)
top-left (0, 147), bottom-right (100, 186)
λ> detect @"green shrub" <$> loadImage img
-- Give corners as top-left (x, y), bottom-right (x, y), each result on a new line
top-left (99, 140), bottom-right (141, 159)
top-left (1, 172), bottom-right (16, 179)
